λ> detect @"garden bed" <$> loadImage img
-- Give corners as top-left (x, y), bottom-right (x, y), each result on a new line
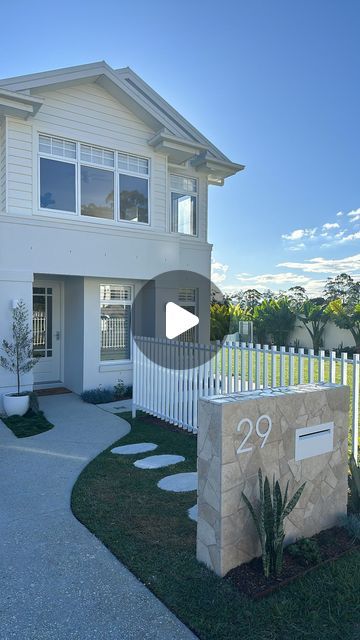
top-left (227, 526), bottom-right (359, 599)
top-left (71, 412), bottom-right (360, 640)
top-left (2, 409), bottom-right (54, 438)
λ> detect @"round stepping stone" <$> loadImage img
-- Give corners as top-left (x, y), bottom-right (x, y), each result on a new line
top-left (133, 454), bottom-right (185, 469)
top-left (111, 443), bottom-right (157, 455)
top-left (157, 472), bottom-right (197, 492)
top-left (188, 504), bottom-right (198, 522)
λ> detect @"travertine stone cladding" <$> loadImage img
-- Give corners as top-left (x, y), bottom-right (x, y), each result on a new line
top-left (197, 383), bottom-right (349, 576)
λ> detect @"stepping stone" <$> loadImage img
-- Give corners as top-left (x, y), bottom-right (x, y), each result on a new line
top-left (188, 504), bottom-right (198, 522)
top-left (157, 472), bottom-right (197, 492)
top-left (111, 443), bottom-right (157, 455)
top-left (133, 454), bottom-right (185, 469)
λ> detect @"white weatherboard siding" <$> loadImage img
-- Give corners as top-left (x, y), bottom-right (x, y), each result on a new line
top-left (7, 118), bottom-right (33, 214)
top-left (4, 82), bottom-right (208, 240)
top-left (0, 62), bottom-right (242, 399)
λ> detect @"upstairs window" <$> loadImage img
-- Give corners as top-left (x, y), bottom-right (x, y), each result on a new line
top-left (39, 136), bottom-right (76, 212)
top-left (118, 152), bottom-right (149, 223)
top-left (170, 174), bottom-right (197, 236)
top-left (38, 135), bottom-right (149, 224)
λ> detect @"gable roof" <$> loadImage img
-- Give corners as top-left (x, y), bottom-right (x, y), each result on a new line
top-left (0, 61), bottom-right (244, 184)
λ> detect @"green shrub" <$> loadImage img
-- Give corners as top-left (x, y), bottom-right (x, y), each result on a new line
top-left (81, 380), bottom-right (132, 405)
top-left (349, 455), bottom-right (360, 513)
top-left (242, 468), bottom-right (306, 578)
top-left (344, 514), bottom-right (360, 541)
top-left (287, 537), bottom-right (322, 566)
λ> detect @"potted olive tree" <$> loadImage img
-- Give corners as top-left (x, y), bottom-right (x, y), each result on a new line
top-left (1, 300), bottom-right (39, 416)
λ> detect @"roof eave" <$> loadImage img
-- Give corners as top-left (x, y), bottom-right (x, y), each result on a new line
top-left (0, 88), bottom-right (44, 118)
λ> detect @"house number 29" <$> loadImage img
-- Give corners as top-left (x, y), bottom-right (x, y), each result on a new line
top-left (236, 415), bottom-right (272, 454)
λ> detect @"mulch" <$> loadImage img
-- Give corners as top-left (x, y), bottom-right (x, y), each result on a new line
top-left (226, 527), bottom-right (359, 599)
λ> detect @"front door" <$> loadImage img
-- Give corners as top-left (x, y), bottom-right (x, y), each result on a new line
top-left (32, 282), bottom-right (61, 383)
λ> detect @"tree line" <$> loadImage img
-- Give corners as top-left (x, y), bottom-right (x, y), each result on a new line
top-left (211, 273), bottom-right (360, 352)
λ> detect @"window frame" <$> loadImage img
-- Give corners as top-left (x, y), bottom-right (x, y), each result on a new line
top-left (99, 284), bottom-right (133, 364)
top-left (37, 134), bottom-right (151, 226)
top-left (169, 173), bottom-right (198, 237)
top-left (118, 152), bottom-right (150, 226)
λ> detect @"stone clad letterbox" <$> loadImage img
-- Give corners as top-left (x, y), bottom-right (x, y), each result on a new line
top-left (197, 383), bottom-right (349, 577)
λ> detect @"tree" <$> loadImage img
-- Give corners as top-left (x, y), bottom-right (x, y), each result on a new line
top-left (0, 300), bottom-right (39, 395)
top-left (323, 273), bottom-right (358, 303)
top-left (241, 289), bottom-right (262, 310)
top-left (297, 300), bottom-right (329, 351)
top-left (252, 298), bottom-right (296, 346)
top-left (287, 286), bottom-right (308, 310)
top-left (328, 299), bottom-right (360, 350)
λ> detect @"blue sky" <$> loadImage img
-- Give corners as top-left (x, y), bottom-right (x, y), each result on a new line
top-left (2, 0), bottom-right (359, 296)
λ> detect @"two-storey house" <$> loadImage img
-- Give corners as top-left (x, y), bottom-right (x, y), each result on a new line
top-left (0, 62), bottom-right (243, 399)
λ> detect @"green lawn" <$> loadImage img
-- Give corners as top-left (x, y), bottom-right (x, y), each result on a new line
top-left (71, 412), bottom-right (360, 640)
top-left (2, 409), bottom-right (54, 438)
top-left (216, 348), bottom-right (359, 452)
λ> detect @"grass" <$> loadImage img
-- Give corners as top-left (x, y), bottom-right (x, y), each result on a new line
top-left (71, 412), bottom-right (360, 640)
top-left (2, 409), bottom-right (54, 438)
top-left (218, 349), bottom-right (359, 451)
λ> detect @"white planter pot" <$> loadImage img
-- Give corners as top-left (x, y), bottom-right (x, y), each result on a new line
top-left (3, 393), bottom-right (30, 417)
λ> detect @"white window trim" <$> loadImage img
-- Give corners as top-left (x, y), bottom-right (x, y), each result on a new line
top-left (169, 172), bottom-right (198, 237)
top-left (99, 283), bottom-right (133, 364)
top-left (37, 134), bottom-right (151, 226)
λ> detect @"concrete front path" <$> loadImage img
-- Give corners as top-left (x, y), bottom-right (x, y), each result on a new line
top-left (0, 394), bottom-right (196, 640)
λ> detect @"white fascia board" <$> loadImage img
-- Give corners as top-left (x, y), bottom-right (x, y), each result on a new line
top-left (116, 67), bottom-right (235, 164)
top-left (191, 152), bottom-right (245, 181)
top-left (0, 61), bottom-right (243, 169)
top-left (0, 88), bottom-right (44, 118)
top-left (0, 61), bottom-right (109, 91)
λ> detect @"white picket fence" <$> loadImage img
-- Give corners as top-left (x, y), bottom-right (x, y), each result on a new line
top-left (132, 337), bottom-right (360, 460)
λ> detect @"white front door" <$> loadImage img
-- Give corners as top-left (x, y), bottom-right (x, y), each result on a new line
top-left (32, 282), bottom-right (62, 383)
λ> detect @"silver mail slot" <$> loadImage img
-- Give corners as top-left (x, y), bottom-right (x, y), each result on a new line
top-left (295, 422), bottom-right (334, 461)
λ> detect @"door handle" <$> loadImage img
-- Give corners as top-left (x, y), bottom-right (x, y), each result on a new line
top-left (56, 331), bottom-right (60, 340)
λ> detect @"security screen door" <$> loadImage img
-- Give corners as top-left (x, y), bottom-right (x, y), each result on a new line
top-left (32, 282), bottom-right (61, 383)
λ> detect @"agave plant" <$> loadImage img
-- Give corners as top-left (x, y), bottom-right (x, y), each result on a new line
top-left (242, 469), bottom-right (306, 578)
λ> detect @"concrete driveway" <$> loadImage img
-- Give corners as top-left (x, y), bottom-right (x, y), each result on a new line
top-left (0, 393), bottom-right (196, 640)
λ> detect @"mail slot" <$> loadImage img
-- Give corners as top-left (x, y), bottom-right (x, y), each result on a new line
top-left (295, 422), bottom-right (334, 461)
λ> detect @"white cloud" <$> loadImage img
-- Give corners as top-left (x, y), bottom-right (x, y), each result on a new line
top-left (278, 254), bottom-right (360, 274)
top-left (338, 231), bottom-right (360, 244)
top-left (211, 259), bottom-right (229, 285)
top-left (348, 208), bottom-right (360, 223)
top-left (337, 211), bottom-right (344, 217)
top-left (282, 228), bottom-right (317, 241)
top-left (288, 243), bottom-right (306, 251)
top-left (235, 272), bottom-right (310, 286)
top-left (322, 222), bottom-right (340, 231)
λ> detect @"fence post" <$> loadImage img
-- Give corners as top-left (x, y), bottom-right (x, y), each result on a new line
top-left (352, 354), bottom-right (359, 463)
top-left (132, 337), bottom-right (137, 418)
top-left (263, 344), bottom-right (269, 389)
top-left (255, 344), bottom-right (261, 389)
top-left (319, 349), bottom-right (325, 382)
top-left (298, 348), bottom-right (304, 384)
top-left (308, 348), bottom-right (314, 384)
top-left (289, 346), bottom-right (295, 386)
top-left (341, 352), bottom-right (347, 386)
top-left (280, 346), bottom-right (286, 387)
top-left (329, 350), bottom-right (336, 383)
top-left (271, 345), bottom-right (277, 386)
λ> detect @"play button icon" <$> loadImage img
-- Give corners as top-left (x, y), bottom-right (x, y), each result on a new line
top-left (165, 302), bottom-right (199, 340)
top-left (132, 269), bottom-right (231, 369)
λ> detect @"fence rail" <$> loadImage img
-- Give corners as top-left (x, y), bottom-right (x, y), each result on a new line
top-left (132, 337), bottom-right (360, 460)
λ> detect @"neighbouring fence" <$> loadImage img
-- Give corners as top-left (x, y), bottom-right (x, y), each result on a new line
top-left (132, 337), bottom-right (360, 460)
